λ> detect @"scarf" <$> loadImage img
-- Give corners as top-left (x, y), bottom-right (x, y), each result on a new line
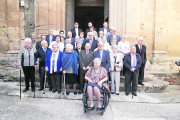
top-left (50, 51), bottom-right (59, 73)
top-left (62, 51), bottom-right (79, 75)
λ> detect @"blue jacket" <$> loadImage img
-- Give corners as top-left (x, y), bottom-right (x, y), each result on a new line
top-left (107, 34), bottom-right (121, 45)
top-left (45, 50), bottom-right (63, 73)
top-left (99, 28), bottom-right (110, 36)
top-left (94, 50), bottom-right (110, 71)
top-left (35, 47), bottom-right (51, 67)
top-left (84, 39), bottom-right (98, 51)
top-left (124, 53), bottom-right (142, 71)
top-left (46, 35), bottom-right (55, 45)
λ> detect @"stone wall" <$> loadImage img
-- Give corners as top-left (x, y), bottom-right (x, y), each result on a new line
top-left (35, 0), bottom-right (66, 40)
top-left (0, 0), bottom-right (22, 52)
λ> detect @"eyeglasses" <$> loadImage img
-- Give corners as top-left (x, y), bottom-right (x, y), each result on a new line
top-left (89, 35), bottom-right (93, 36)
top-left (98, 45), bottom-right (103, 47)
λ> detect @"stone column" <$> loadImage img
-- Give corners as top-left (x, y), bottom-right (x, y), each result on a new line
top-left (150, 0), bottom-right (171, 64)
top-left (109, 0), bottom-right (140, 44)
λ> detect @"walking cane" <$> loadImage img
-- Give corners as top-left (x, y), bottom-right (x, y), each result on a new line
top-left (43, 70), bottom-right (47, 94)
top-left (132, 83), bottom-right (133, 99)
top-left (34, 68), bottom-right (36, 98)
top-left (20, 68), bottom-right (21, 99)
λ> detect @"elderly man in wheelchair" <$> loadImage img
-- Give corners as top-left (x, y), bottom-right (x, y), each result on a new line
top-left (83, 58), bottom-right (110, 114)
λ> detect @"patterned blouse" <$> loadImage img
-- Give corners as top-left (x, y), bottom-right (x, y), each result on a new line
top-left (85, 66), bottom-right (107, 84)
top-left (17, 46), bottom-right (36, 66)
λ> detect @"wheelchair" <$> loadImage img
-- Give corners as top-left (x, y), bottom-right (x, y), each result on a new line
top-left (82, 80), bottom-right (110, 115)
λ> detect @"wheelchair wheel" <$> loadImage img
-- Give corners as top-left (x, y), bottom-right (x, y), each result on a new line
top-left (101, 111), bottom-right (104, 115)
top-left (105, 94), bottom-right (109, 107)
top-left (84, 110), bottom-right (86, 113)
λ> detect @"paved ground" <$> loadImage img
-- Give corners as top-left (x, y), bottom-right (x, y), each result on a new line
top-left (0, 82), bottom-right (180, 120)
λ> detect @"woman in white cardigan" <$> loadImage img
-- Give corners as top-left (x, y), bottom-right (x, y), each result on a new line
top-left (109, 45), bottom-right (123, 95)
top-left (118, 34), bottom-right (130, 75)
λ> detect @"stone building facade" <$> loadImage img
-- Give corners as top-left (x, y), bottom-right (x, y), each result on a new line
top-left (0, 0), bottom-right (180, 72)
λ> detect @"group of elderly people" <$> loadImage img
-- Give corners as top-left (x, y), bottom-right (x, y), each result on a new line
top-left (18, 22), bottom-right (146, 110)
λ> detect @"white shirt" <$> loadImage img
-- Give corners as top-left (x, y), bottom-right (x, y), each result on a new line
top-left (49, 35), bottom-right (53, 43)
top-left (131, 53), bottom-right (137, 68)
top-left (113, 35), bottom-right (116, 39)
top-left (138, 44), bottom-right (142, 50)
top-left (99, 50), bottom-right (103, 60)
top-left (104, 28), bottom-right (107, 36)
top-left (49, 41), bottom-right (64, 52)
top-left (75, 28), bottom-right (78, 36)
top-left (118, 41), bottom-right (130, 58)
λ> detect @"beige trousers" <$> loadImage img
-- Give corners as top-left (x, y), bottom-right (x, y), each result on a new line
top-left (110, 71), bottom-right (120, 93)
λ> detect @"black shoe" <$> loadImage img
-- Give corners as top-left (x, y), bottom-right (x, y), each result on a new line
top-left (125, 92), bottom-right (129, 96)
top-left (78, 90), bottom-right (83, 94)
top-left (58, 90), bottom-right (61, 94)
top-left (52, 90), bottom-right (56, 93)
top-left (96, 107), bottom-right (104, 111)
top-left (138, 82), bottom-right (144, 86)
top-left (87, 106), bottom-right (94, 110)
top-left (111, 92), bottom-right (115, 94)
top-left (66, 91), bottom-right (70, 95)
top-left (32, 89), bottom-right (35, 92)
top-left (49, 87), bottom-right (52, 91)
top-left (38, 88), bottom-right (43, 91)
top-left (132, 93), bottom-right (137, 96)
top-left (23, 88), bottom-right (29, 92)
top-left (74, 91), bottom-right (77, 95)
top-left (116, 93), bottom-right (119, 95)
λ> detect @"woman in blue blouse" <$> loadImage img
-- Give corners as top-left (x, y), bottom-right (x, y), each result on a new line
top-left (45, 43), bottom-right (63, 94)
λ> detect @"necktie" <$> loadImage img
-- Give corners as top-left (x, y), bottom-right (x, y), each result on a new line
top-left (132, 55), bottom-right (136, 68)
top-left (140, 45), bottom-right (142, 52)
top-left (87, 51), bottom-right (88, 55)
top-left (44, 48), bottom-right (46, 53)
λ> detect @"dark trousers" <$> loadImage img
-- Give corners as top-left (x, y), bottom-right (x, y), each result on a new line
top-left (122, 58), bottom-right (127, 75)
top-left (23, 66), bottom-right (35, 90)
top-left (79, 69), bottom-right (86, 90)
top-left (50, 71), bottom-right (61, 91)
top-left (125, 70), bottom-right (139, 94)
top-left (138, 64), bottom-right (145, 83)
top-left (47, 72), bottom-right (52, 87)
top-left (39, 67), bottom-right (45, 89)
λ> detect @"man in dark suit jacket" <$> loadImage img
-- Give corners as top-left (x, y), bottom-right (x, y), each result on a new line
top-left (93, 41), bottom-right (110, 71)
top-left (107, 28), bottom-right (120, 45)
top-left (85, 22), bottom-right (97, 37)
top-left (135, 37), bottom-right (147, 86)
top-left (35, 41), bottom-right (51, 91)
top-left (79, 43), bottom-right (94, 94)
top-left (36, 35), bottom-right (46, 50)
top-left (83, 32), bottom-right (98, 51)
top-left (99, 22), bottom-right (110, 36)
top-left (71, 36), bottom-right (79, 49)
top-left (71, 22), bottom-right (82, 38)
top-left (124, 45), bottom-right (142, 96)
top-left (46, 29), bottom-right (55, 46)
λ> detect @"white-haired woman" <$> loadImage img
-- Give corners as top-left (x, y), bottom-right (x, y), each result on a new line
top-left (118, 34), bottom-right (130, 75)
top-left (45, 43), bottom-right (63, 94)
top-left (17, 38), bottom-right (36, 92)
top-left (109, 45), bottom-right (123, 95)
top-left (85, 58), bottom-right (108, 110)
top-left (61, 44), bottom-right (79, 95)
top-left (93, 31), bottom-right (98, 40)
